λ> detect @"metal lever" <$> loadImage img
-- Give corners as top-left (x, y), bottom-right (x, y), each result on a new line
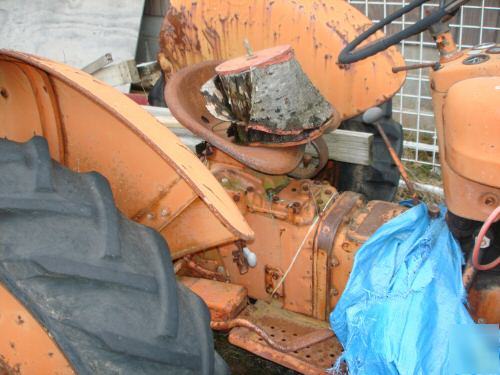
top-left (363, 107), bottom-right (419, 205)
top-left (392, 62), bottom-right (441, 73)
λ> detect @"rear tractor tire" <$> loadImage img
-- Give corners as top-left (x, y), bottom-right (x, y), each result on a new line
top-left (0, 136), bottom-right (228, 375)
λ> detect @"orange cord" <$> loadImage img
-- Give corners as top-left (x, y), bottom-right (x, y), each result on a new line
top-left (472, 206), bottom-right (500, 271)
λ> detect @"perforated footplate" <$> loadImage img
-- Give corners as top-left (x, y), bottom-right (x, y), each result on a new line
top-left (228, 302), bottom-right (344, 375)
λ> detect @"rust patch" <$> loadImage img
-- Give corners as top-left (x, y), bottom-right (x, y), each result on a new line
top-left (313, 192), bottom-right (363, 319)
top-left (228, 302), bottom-right (343, 374)
top-left (265, 266), bottom-right (285, 297)
top-left (349, 200), bottom-right (405, 242)
top-left (158, 6), bottom-right (204, 75)
top-left (0, 358), bottom-right (20, 375)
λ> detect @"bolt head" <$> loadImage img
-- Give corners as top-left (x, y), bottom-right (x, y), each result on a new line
top-left (484, 195), bottom-right (497, 207)
top-left (479, 236), bottom-right (491, 249)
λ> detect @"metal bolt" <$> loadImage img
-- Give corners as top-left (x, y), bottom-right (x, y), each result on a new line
top-left (303, 154), bottom-right (313, 167)
top-left (221, 177), bottom-right (229, 184)
top-left (266, 286), bottom-right (273, 294)
top-left (160, 208), bottom-right (169, 217)
top-left (216, 266), bottom-right (225, 274)
top-left (325, 189), bottom-right (332, 195)
top-left (479, 235), bottom-right (491, 249)
top-left (484, 195), bottom-right (497, 207)
top-left (146, 213), bottom-right (155, 220)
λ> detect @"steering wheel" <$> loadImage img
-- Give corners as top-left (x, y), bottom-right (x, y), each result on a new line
top-left (338, 0), bottom-right (469, 64)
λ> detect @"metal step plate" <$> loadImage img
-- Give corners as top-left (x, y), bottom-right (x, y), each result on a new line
top-left (228, 301), bottom-right (344, 375)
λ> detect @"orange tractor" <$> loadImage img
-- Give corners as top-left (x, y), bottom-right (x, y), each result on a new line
top-left (0, 0), bottom-right (498, 374)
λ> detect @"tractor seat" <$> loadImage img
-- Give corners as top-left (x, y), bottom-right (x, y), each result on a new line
top-left (165, 60), bottom-right (305, 175)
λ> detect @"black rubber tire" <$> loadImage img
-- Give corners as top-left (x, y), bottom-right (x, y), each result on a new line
top-left (0, 137), bottom-right (229, 375)
top-left (337, 114), bottom-right (403, 202)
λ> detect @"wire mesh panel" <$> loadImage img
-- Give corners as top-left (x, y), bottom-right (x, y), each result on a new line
top-left (348, 0), bottom-right (500, 170)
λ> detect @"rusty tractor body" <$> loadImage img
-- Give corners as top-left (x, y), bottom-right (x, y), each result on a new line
top-left (0, 0), bottom-right (499, 374)
top-left (158, 0), bottom-right (406, 121)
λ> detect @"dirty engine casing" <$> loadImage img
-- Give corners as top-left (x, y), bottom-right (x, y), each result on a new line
top-left (190, 149), bottom-right (405, 321)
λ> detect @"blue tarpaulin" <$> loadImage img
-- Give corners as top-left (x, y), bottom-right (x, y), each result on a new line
top-left (330, 204), bottom-right (498, 374)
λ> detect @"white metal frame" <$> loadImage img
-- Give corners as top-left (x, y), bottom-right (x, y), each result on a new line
top-left (348, 0), bottom-right (500, 169)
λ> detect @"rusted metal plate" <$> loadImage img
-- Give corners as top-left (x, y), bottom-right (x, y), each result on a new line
top-left (326, 199), bottom-right (404, 309)
top-left (228, 301), bottom-right (343, 374)
top-left (316, 192), bottom-right (363, 256)
top-left (0, 50), bottom-right (254, 253)
top-left (313, 191), bottom-right (362, 320)
top-left (159, 0), bottom-right (406, 121)
top-left (178, 276), bottom-right (248, 321)
top-left (348, 200), bottom-right (406, 242)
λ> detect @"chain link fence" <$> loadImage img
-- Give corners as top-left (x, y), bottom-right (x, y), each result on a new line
top-left (348, 0), bottom-right (500, 172)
